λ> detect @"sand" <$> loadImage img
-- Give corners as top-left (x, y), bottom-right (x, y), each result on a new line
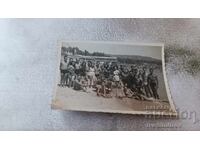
top-left (53, 86), bottom-right (172, 115)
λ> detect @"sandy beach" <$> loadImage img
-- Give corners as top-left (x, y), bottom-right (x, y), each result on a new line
top-left (53, 86), bottom-right (172, 115)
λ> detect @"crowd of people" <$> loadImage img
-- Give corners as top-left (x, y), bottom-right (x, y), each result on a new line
top-left (59, 55), bottom-right (160, 100)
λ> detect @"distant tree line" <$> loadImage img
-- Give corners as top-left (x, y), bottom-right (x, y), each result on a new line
top-left (117, 57), bottom-right (162, 65)
top-left (61, 46), bottom-right (109, 57)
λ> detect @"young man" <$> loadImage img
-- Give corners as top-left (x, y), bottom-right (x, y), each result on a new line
top-left (148, 68), bottom-right (159, 99)
top-left (142, 67), bottom-right (152, 98)
top-left (60, 55), bottom-right (69, 87)
top-left (87, 64), bottom-right (96, 88)
top-left (130, 68), bottom-right (138, 92)
top-left (135, 70), bottom-right (145, 100)
top-left (74, 59), bottom-right (81, 76)
top-left (67, 61), bottom-right (75, 88)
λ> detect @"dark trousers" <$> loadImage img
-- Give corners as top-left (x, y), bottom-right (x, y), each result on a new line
top-left (150, 84), bottom-right (159, 99)
top-left (144, 85), bottom-right (152, 98)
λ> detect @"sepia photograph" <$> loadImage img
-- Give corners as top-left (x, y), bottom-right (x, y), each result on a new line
top-left (52, 41), bottom-right (176, 115)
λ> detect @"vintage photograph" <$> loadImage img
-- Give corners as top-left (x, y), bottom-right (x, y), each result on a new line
top-left (52, 41), bottom-right (176, 115)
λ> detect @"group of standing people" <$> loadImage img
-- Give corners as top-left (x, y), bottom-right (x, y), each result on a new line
top-left (59, 55), bottom-right (160, 100)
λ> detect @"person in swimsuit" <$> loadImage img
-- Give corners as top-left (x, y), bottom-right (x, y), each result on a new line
top-left (142, 67), bottom-right (152, 98)
top-left (67, 61), bottom-right (75, 87)
top-left (87, 64), bottom-right (96, 88)
top-left (60, 55), bottom-right (69, 87)
top-left (135, 70), bottom-right (145, 100)
top-left (148, 68), bottom-right (159, 99)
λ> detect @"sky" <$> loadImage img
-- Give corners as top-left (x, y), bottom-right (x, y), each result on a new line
top-left (62, 42), bottom-right (163, 60)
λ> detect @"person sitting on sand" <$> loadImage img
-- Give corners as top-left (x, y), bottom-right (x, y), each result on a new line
top-left (123, 83), bottom-right (134, 98)
top-left (103, 79), bottom-right (113, 98)
top-left (73, 76), bottom-right (87, 92)
top-left (95, 76), bottom-right (103, 96)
